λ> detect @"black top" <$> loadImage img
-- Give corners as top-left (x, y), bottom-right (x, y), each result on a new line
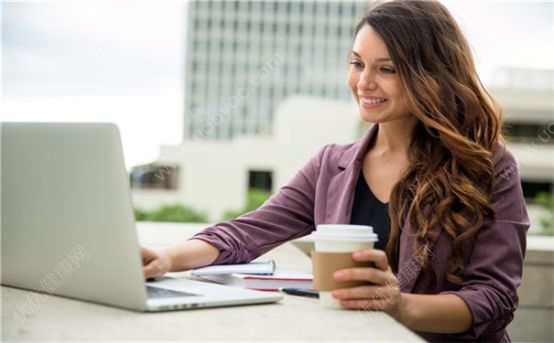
top-left (350, 172), bottom-right (391, 251)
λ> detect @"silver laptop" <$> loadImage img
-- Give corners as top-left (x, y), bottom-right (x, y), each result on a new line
top-left (1, 122), bottom-right (282, 311)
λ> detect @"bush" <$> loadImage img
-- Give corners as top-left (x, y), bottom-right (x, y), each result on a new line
top-left (134, 207), bottom-right (150, 221)
top-left (223, 189), bottom-right (272, 220)
top-left (134, 203), bottom-right (208, 223)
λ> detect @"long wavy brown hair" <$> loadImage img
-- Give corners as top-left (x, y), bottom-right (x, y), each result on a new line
top-left (355, 0), bottom-right (503, 291)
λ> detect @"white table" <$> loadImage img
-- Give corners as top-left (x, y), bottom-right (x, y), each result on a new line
top-left (2, 222), bottom-right (423, 341)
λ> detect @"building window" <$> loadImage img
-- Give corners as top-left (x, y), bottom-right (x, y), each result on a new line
top-left (248, 170), bottom-right (273, 192)
top-left (521, 180), bottom-right (553, 200)
top-left (130, 164), bottom-right (179, 190)
top-left (504, 122), bottom-right (554, 144)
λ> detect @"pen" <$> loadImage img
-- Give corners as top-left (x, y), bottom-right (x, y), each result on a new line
top-left (279, 287), bottom-right (319, 298)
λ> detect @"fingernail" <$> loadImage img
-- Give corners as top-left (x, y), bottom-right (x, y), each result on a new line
top-left (334, 271), bottom-right (345, 279)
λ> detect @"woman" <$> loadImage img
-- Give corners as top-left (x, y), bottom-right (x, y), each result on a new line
top-left (142, 1), bottom-right (529, 341)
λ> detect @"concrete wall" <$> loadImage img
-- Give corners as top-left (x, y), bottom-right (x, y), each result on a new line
top-left (508, 236), bottom-right (554, 342)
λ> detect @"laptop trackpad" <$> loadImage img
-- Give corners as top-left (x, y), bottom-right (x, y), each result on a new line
top-left (146, 285), bottom-right (198, 299)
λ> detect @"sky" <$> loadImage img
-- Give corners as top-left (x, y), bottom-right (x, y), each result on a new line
top-left (2, 1), bottom-right (188, 168)
top-left (2, 0), bottom-right (553, 169)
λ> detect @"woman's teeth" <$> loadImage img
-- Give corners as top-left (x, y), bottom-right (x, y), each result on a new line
top-left (361, 97), bottom-right (387, 104)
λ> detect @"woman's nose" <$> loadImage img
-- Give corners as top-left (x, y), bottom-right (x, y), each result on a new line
top-left (358, 71), bottom-right (377, 90)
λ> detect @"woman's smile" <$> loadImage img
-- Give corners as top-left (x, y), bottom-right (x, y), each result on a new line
top-left (359, 96), bottom-right (388, 109)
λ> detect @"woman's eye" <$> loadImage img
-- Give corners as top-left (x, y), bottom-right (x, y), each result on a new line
top-left (380, 67), bottom-right (396, 74)
top-left (349, 61), bottom-right (363, 69)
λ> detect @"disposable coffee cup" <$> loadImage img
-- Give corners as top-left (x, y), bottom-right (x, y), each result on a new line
top-left (310, 224), bottom-right (378, 308)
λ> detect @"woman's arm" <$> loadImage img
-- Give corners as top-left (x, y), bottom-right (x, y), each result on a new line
top-left (166, 239), bottom-right (220, 271)
top-left (395, 293), bottom-right (472, 333)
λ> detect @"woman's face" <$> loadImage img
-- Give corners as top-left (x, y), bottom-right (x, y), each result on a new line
top-left (347, 24), bottom-right (409, 124)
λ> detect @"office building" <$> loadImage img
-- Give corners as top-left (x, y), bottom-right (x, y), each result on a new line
top-left (184, 1), bottom-right (367, 140)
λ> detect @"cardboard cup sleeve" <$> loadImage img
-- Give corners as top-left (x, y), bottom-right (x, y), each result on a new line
top-left (311, 251), bottom-right (374, 291)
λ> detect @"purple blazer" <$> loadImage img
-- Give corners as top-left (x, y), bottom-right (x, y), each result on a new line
top-left (192, 124), bottom-right (529, 342)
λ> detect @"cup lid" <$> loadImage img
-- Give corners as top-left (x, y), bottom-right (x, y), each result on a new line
top-left (311, 231), bottom-right (378, 242)
top-left (316, 224), bottom-right (374, 235)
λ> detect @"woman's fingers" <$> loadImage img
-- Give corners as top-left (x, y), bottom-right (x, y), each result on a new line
top-left (339, 298), bottom-right (394, 311)
top-left (333, 284), bottom-right (401, 312)
top-left (140, 246), bottom-right (171, 279)
top-left (331, 284), bottom-right (397, 300)
top-left (334, 266), bottom-right (389, 284)
top-left (352, 249), bottom-right (389, 271)
top-left (333, 249), bottom-right (396, 286)
top-left (327, 249), bottom-right (402, 313)
top-left (143, 261), bottom-right (158, 279)
top-left (140, 246), bottom-right (156, 264)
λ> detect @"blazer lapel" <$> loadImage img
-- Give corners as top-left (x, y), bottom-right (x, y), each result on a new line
top-left (324, 125), bottom-right (379, 224)
top-left (324, 161), bottom-right (360, 224)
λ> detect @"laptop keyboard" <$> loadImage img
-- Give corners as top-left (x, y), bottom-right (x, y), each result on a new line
top-left (146, 286), bottom-right (198, 299)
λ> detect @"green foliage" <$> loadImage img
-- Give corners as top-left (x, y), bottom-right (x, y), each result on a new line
top-left (536, 192), bottom-right (554, 235)
top-left (134, 207), bottom-right (150, 221)
top-left (223, 189), bottom-right (272, 220)
top-left (134, 203), bottom-right (208, 223)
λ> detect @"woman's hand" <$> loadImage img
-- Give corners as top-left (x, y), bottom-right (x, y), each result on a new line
top-left (141, 246), bottom-right (172, 280)
top-left (331, 249), bottom-right (404, 321)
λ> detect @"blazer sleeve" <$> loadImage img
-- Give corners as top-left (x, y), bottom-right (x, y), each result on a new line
top-left (441, 146), bottom-right (530, 339)
top-left (189, 145), bottom-right (328, 265)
